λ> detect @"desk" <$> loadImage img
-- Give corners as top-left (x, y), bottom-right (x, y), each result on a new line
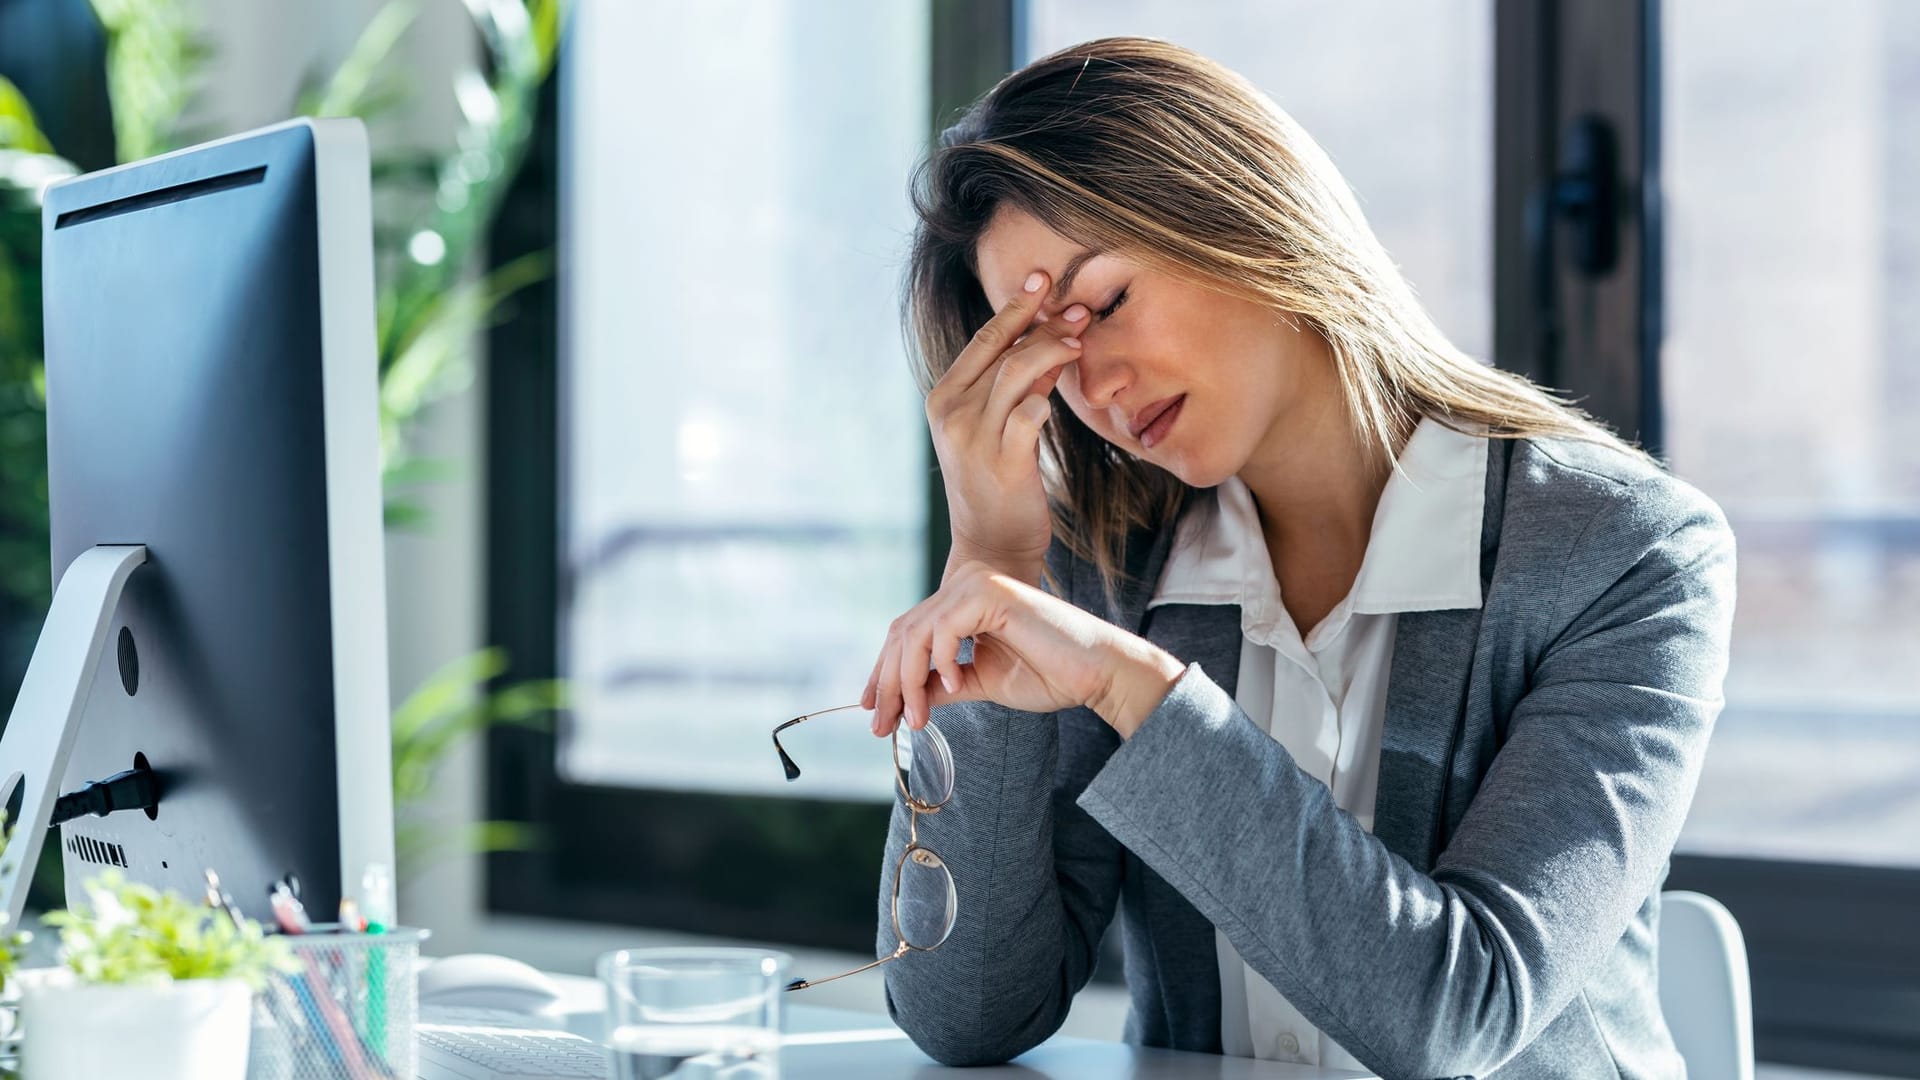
top-left (547, 972), bottom-right (1377, 1079)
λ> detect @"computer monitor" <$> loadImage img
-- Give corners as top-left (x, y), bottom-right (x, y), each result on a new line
top-left (0, 118), bottom-right (394, 926)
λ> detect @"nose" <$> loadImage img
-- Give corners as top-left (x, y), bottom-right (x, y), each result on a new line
top-left (1072, 346), bottom-right (1132, 414)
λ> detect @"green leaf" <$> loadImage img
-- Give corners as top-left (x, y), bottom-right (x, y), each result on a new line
top-left (380, 248), bottom-right (552, 429)
top-left (393, 820), bottom-right (544, 881)
top-left (370, 152), bottom-right (443, 187)
top-left (392, 648), bottom-right (510, 744)
top-left (382, 454), bottom-right (462, 491)
top-left (90, 0), bottom-right (212, 163)
top-left (389, 646), bottom-right (564, 816)
top-left (383, 496), bottom-right (432, 531)
top-left (312, 1), bottom-right (422, 120)
top-left (44, 870), bottom-right (295, 989)
top-left (458, 820), bottom-right (542, 855)
top-left (393, 683), bottom-right (560, 802)
top-left (0, 77), bottom-right (55, 154)
top-left (530, 0), bottom-right (566, 73)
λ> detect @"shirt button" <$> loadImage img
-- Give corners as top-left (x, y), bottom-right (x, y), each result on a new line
top-left (1278, 1032), bottom-right (1301, 1055)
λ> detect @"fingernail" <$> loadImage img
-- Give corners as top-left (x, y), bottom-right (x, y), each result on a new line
top-left (1024, 271), bottom-right (1044, 293)
top-left (1033, 311), bottom-right (1049, 324)
top-left (1062, 337), bottom-right (1081, 347)
top-left (1062, 304), bottom-right (1088, 323)
top-left (941, 672), bottom-right (957, 694)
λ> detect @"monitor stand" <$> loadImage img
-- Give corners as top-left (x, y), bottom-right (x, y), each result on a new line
top-left (0, 545), bottom-right (146, 929)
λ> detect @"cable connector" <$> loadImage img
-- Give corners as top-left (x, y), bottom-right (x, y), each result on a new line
top-left (50, 765), bottom-right (160, 827)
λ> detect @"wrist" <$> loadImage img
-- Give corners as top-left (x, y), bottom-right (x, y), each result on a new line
top-left (943, 543), bottom-right (1045, 589)
top-left (1089, 637), bottom-right (1186, 738)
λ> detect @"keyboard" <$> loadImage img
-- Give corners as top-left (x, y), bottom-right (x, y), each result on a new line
top-left (416, 1006), bottom-right (609, 1079)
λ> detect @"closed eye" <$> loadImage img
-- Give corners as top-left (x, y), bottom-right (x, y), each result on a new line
top-left (1095, 288), bottom-right (1128, 321)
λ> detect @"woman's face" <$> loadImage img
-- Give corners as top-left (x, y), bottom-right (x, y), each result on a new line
top-left (973, 206), bottom-right (1333, 489)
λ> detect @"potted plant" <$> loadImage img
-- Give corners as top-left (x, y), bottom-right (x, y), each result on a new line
top-left (17, 870), bottom-right (292, 1080)
top-left (0, 810), bottom-right (33, 1059)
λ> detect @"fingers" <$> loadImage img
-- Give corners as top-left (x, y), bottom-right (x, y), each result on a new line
top-left (929, 620), bottom-right (966, 706)
top-left (1002, 392), bottom-right (1055, 460)
top-left (984, 309), bottom-right (1083, 428)
top-left (862, 648), bottom-right (883, 712)
top-left (871, 581), bottom-right (989, 737)
top-left (940, 271), bottom-right (1050, 397)
top-left (898, 606), bottom-right (982, 729)
top-left (898, 620), bottom-right (933, 732)
top-left (873, 618), bottom-right (905, 737)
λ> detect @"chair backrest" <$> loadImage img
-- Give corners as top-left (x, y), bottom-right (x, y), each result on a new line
top-left (1658, 889), bottom-right (1755, 1080)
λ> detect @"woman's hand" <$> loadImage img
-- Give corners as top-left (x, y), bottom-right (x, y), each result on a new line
top-left (927, 270), bottom-right (1090, 587)
top-left (862, 561), bottom-right (1187, 739)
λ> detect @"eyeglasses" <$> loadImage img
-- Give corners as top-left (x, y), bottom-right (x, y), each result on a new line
top-left (771, 704), bottom-right (956, 991)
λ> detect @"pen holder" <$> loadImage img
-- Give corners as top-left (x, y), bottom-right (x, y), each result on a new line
top-left (248, 925), bottom-right (426, 1080)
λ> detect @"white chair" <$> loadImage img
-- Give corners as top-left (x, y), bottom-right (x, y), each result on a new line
top-left (1658, 889), bottom-right (1755, 1080)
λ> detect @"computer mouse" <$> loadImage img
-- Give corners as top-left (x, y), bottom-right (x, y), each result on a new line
top-left (417, 953), bottom-right (566, 1014)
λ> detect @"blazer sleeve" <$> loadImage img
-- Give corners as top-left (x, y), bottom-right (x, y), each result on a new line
top-left (1073, 476), bottom-right (1737, 1078)
top-left (876, 545), bottom-right (1130, 1067)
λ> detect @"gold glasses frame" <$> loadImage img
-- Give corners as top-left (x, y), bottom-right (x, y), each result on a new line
top-left (771, 704), bottom-right (956, 991)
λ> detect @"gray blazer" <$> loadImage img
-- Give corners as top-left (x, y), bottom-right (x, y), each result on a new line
top-left (878, 434), bottom-right (1738, 1079)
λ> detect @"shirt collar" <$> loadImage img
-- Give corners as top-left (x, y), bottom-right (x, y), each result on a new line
top-left (1349, 417), bottom-right (1486, 614)
top-left (1147, 416), bottom-right (1486, 617)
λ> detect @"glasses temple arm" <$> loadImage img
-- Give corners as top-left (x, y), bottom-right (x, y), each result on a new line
top-left (783, 941), bottom-right (909, 992)
top-left (771, 704), bottom-right (867, 781)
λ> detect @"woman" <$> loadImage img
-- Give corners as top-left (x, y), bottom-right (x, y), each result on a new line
top-left (862, 38), bottom-right (1735, 1079)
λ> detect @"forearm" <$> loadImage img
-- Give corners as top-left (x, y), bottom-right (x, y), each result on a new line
top-left (1078, 667), bottom-right (1523, 1074)
top-left (880, 697), bottom-right (1119, 1066)
top-left (1075, 662), bottom-right (1713, 1078)
top-left (1087, 634), bottom-right (1187, 738)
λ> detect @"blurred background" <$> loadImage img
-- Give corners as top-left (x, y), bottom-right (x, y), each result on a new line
top-left (0, 0), bottom-right (1915, 1076)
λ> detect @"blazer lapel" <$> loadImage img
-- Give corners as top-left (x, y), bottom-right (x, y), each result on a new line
top-left (1100, 490), bottom-right (1246, 690)
top-left (1373, 439), bottom-right (1511, 871)
top-left (1374, 609), bottom-right (1481, 870)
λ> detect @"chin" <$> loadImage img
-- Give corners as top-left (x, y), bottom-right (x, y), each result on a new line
top-left (1151, 449), bottom-right (1236, 490)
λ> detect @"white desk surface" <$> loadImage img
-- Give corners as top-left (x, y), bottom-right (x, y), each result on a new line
top-left (548, 972), bottom-right (1377, 1079)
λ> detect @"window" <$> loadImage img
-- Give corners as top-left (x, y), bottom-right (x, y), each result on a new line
top-left (561, 0), bottom-right (931, 803)
top-left (485, 0), bottom-right (946, 950)
top-left (1661, 0), bottom-right (1920, 869)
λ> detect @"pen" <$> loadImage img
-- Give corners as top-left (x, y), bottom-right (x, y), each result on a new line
top-left (301, 951), bottom-right (381, 1079)
top-left (269, 880), bottom-right (311, 935)
top-left (203, 868), bottom-right (245, 928)
top-left (362, 861), bottom-right (395, 1067)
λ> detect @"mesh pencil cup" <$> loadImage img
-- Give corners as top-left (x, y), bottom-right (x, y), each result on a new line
top-left (248, 925), bottom-right (426, 1080)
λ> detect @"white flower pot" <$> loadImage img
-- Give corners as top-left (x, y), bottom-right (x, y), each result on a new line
top-left (19, 972), bottom-right (253, 1080)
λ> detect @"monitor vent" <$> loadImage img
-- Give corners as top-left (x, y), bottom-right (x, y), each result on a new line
top-left (65, 833), bottom-right (129, 868)
top-left (55, 165), bottom-right (268, 229)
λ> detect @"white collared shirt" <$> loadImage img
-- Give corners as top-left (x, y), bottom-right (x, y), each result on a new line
top-left (1146, 417), bottom-right (1488, 1067)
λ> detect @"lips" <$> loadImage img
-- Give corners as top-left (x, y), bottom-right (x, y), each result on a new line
top-left (1128, 394), bottom-right (1185, 442)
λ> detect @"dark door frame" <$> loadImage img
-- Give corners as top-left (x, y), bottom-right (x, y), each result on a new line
top-left (1495, 2), bottom-right (1920, 1073)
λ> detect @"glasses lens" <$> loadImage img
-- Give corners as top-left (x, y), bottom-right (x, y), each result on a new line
top-left (893, 723), bottom-right (955, 810)
top-left (895, 846), bottom-right (956, 950)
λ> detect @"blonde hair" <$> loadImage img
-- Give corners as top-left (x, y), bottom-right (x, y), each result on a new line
top-left (904, 37), bottom-right (1646, 610)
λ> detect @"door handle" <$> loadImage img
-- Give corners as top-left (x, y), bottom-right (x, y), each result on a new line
top-left (1526, 113), bottom-right (1622, 380)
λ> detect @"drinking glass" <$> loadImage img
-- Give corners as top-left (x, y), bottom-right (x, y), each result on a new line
top-left (599, 947), bottom-right (790, 1080)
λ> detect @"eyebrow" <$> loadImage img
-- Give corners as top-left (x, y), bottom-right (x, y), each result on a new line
top-left (1048, 248), bottom-right (1102, 305)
